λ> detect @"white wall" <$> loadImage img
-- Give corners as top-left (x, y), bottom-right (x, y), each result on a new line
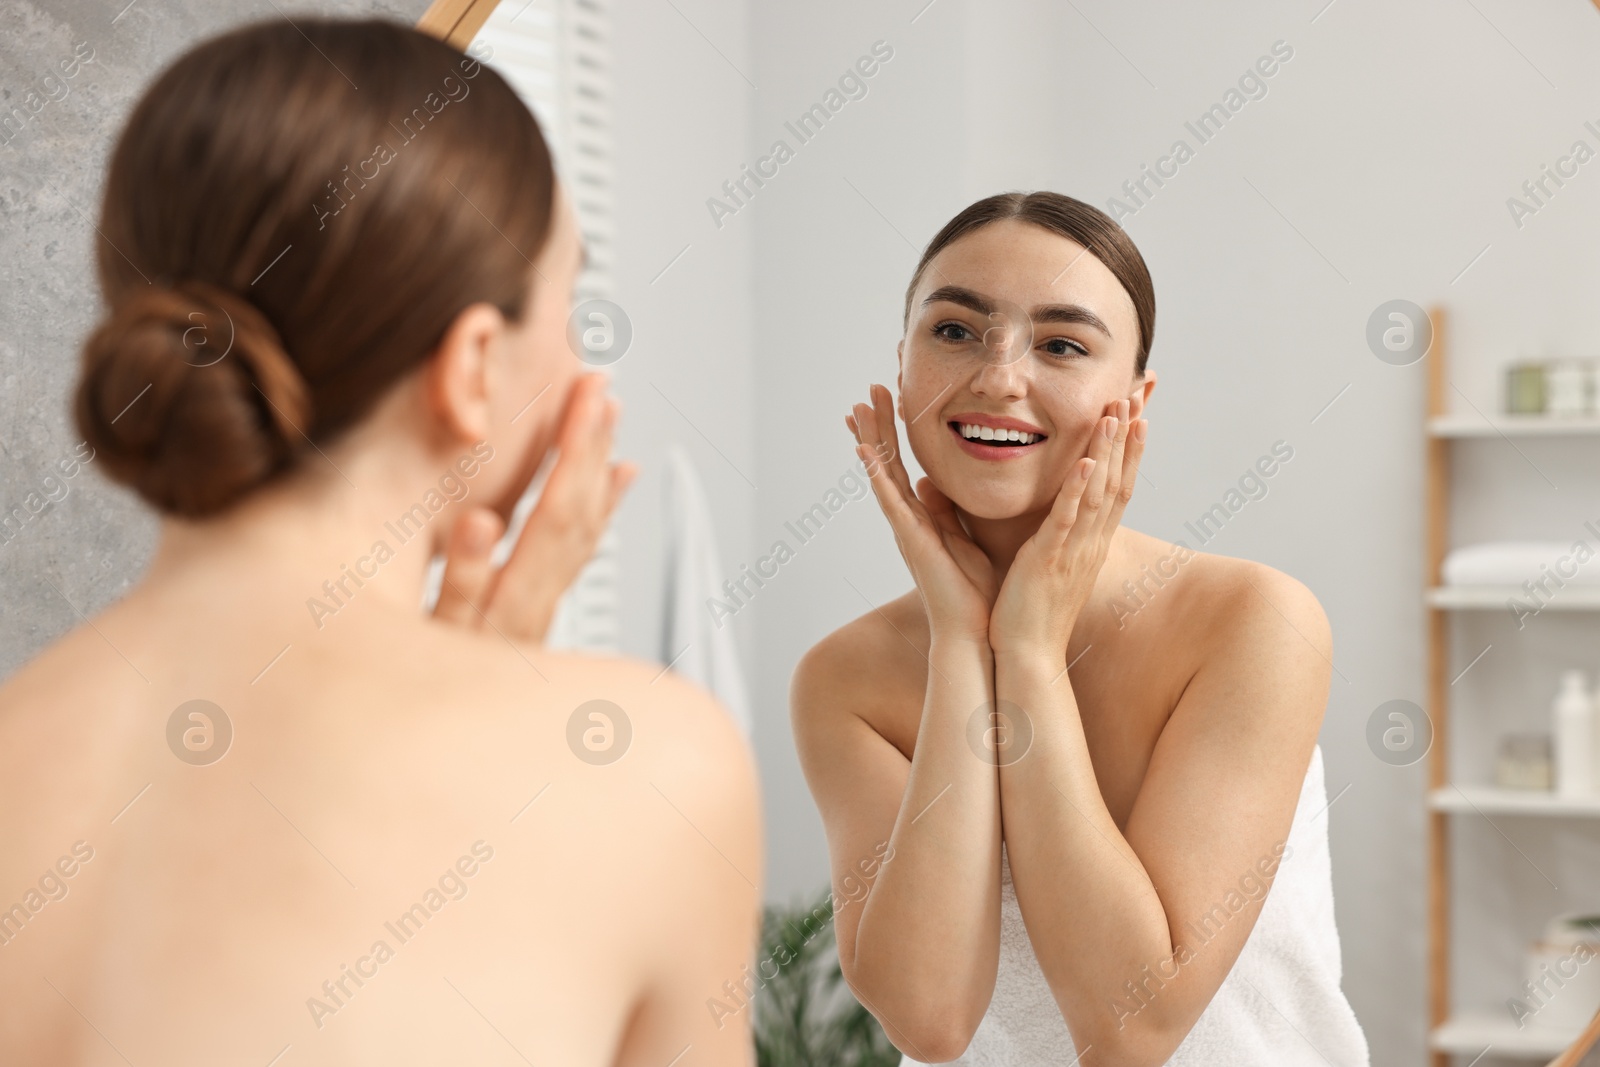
top-left (608, 0), bottom-right (754, 668)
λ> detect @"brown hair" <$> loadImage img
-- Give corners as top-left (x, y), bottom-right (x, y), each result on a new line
top-left (902, 191), bottom-right (1156, 377)
top-left (74, 17), bottom-right (556, 518)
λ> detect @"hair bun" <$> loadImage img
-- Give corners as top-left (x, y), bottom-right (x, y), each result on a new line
top-left (74, 280), bottom-right (312, 518)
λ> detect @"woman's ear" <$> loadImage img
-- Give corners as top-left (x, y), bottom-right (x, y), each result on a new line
top-left (425, 302), bottom-right (504, 444)
top-left (1128, 369), bottom-right (1157, 419)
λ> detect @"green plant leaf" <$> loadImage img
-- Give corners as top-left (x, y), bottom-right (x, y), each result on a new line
top-left (751, 887), bottom-right (901, 1067)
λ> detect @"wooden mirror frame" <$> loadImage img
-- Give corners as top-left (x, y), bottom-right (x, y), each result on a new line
top-left (417, 0), bottom-right (501, 51)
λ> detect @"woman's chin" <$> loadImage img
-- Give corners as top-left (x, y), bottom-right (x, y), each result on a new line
top-left (943, 486), bottom-right (1050, 523)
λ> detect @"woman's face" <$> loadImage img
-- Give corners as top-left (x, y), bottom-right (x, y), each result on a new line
top-left (479, 182), bottom-right (586, 515)
top-left (897, 218), bottom-right (1153, 521)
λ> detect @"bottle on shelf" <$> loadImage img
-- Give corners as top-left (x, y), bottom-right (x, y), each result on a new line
top-left (1552, 670), bottom-right (1595, 797)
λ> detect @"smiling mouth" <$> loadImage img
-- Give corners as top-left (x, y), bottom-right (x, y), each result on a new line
top-left (949, 421), bottom-right (1047, 446)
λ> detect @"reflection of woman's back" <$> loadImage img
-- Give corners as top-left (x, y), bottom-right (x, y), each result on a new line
top-left (0, 18), bottom-right (758, 1067)
top-left (902, 745), bottom-right (1369, 1066)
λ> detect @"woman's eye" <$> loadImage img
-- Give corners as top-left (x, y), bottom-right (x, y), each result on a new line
top-left (1041, 337), bottom-right (1088, 358)
top-left (932, 322), bottom-right (974, 343)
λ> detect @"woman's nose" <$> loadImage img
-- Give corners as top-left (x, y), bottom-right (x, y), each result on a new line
top-left (969, 347), bottom-right (1031, 398)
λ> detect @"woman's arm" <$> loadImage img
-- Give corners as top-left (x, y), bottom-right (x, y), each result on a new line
top-left (789, 384), bottom-right (1008, 1061)
top-left (792, 628), bottom-right (1001, 1063)
top-left (996, 581), bottom-right (1328, 1065)
top-left (989, 405), bottom-right (1330, 1066)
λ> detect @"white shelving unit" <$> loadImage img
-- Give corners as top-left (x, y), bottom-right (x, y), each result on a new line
top-left (1428, 786), bottom-right (1600, 818)
top-left (1431, 1011), bottom-right (1584, 1059)
top-left (1423, 307), bottom-right (1600, 1067)
top-left (1425, 587), bottom-right (1600, 611)
top-left (1427, 414), bottom-right (1600, 438)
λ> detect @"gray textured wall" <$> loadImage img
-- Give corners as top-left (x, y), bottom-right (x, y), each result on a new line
top-left (0, 0), bottom-right (429, 676)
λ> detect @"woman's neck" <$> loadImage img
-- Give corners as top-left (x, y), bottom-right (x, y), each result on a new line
top-left (961, 508), bottom-right (1043, 576)
top-left (962, 506), bottom-right (1135, 583)
top-left (139, 447), bottom-right (457, 629)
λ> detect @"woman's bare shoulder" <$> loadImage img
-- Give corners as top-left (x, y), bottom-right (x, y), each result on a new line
top-left (789, 590), bottom-right (926, 736)
top-left (1119, 525), bottom-right (1319, 605)
top-left (0, 609), bottom-right (759, 852)
top-left (1124, 531), bottom-right (1330, 660)
top-left (392, 619), bottom-right (760, 787)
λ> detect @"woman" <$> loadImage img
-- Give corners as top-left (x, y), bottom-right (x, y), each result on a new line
top-left (0, 18), bottom-right (759, 1067)
top-left (792, 193), bottom-right (1368, 1066)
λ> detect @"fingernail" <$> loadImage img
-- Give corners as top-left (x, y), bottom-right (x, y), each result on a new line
top-left (464, 516), bottom-right (494, 553)
top-left (1081, 459), bottom-right (1096, 478)
top-left (1102, 418), bottom-right (1115, 439)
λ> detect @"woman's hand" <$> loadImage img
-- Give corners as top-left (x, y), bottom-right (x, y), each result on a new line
top-left (850, 382), bottom-right (998, 645)
top-left (987, 398), bottom-right (1147, 658)
top-left (431, 372), bottom-right (636, 644)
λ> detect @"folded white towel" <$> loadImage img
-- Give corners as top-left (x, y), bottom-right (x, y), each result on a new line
top-left (660, 445), bottom-right (752, 737)
top-left (1442, 541), bottom-right (1600, 587)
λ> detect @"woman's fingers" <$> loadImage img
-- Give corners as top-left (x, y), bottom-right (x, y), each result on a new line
top-left (556, 377), bottom-right (618, 502)
top-left (851, 385), bottom-right (918, 511)
top-left (1040, 455), bottom-right (1096, 545)
top-left (1040, 407), bottom-right (1116, 548)
top-left (857, 436), bottom-right (914, 520)
top-left (1054, 412), bottom-right (1116, 547)
top-left (915, 476), bottom-right (968, 542)
top-left (848, 387), bottom-right (939, 579)
top-left (868, 383), bottom-right (917, 502)
top-left (433, 506), bottom-right (507, 625)
top-left (856, 439), bottom-right (925, 557)
top-left (1100, 399), bottom-right (1128, 505)
top-left (1102, 416), bottom-right (1146, 532)
top-left (609, 459), bottom-right (639, 516)
top-left (431, 373), bottom-right (634, 645)
top-left (527, 380), bottom-right (615, 550)
top-left (1091, 399), bottom-right (1131, 540)
top-left (484, 375), bottom-right (622, 642)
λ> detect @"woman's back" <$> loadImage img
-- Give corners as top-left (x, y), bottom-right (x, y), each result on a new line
top-left (0, 571), bottom-right (759, 1066)
top-left (0, 16), bottom-right (761, 1063)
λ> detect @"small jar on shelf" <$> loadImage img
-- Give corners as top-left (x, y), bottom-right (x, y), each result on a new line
top-left (1496, 733), bottom-right (1553, 791)
top-left (1505, 361), bottom-right (1547, 415)
top-left (1546, 359), bottom-right (1595, 417)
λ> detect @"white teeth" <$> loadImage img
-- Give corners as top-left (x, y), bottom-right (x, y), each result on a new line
top-left (958, 423), bottom-right (1040, 444)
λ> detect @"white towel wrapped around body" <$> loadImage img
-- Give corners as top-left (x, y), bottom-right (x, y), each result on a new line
top-left (899, 744), bottom-right (1370, 1066)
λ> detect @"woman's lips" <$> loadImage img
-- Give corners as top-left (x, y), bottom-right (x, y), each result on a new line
top-left (947, 420), bottom-right (1047, 461)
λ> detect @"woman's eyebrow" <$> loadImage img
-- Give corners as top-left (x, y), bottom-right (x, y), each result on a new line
top-left (923, 284), bottom-right (995, 316)
top-left (1033, 303), bottom-right (1111, 337)
top-left (923, 285), bottom-right (1112, 337)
